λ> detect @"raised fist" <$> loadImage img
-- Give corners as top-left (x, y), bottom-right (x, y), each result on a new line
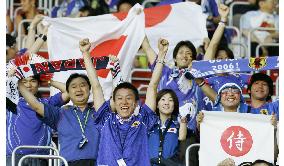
top-left (79, 38), bottom-right (91, 53)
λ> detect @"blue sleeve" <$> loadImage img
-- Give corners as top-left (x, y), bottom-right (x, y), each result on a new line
top-left (140, 104), bottom-right (158, 131)
top-left (39, 104), bottom-right (61, 130)
top-left (45, 93), bottom-right (65, 107)
top-left (209, 0), bottom-right (219, 17)
top-left (271, 100), bottom-right (279, 120)
top-left (93, 100), bottom-right (112, 128)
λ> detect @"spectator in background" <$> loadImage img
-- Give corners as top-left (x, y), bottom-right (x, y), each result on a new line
top-left (6, 34), bottom-right (17, 63)
top-left (15, 0), bottom-right (40, 35)
top-left (148, 89), bottom-right (187, 165)
top-left (117, 0), bottom-right (136, 12)
top-left (240, 0), bottom-right (279, 57)
top-left (78, 5), bottom-right (98, 17)
top-left (6, 15), bottom-right (13, 34)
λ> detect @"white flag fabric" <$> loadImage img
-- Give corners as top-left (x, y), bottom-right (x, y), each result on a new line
top-left (43, 4), bottom-right (145, 99)
top-left (145, 2), bottom-right (208, 62)
top-left (200, 111), bottom-right (274, 166)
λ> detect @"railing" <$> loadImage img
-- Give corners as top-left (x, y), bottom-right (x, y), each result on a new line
top-left (229, 42), bottom-right (247, 59)
top-left (12, 145), bottom-right (59, 166)
top-left (18, 155), bottom-right (68, 166)
top-left (255, 43), bottom-right (279, 76)
top-left (228, 1), bottom-right (250, 27)
top-left (185, 143), bottom-right (200, 166)
top-left (247, 27), bottom-right (277, 58)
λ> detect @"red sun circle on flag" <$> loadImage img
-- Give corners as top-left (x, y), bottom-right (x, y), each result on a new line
top-left (23, 67), bottom-right (30, 72)
top-left (220, 126), bottom-right (253, 157)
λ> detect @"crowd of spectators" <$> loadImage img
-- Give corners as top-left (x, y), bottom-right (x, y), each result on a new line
top-left (6, 0), bottom-right (279, 166)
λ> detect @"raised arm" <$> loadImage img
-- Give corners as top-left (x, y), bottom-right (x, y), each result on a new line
top-left (195, 78), bottom-right (217, 103)
top-left (28, 23), bottom-right (49, 54)
top-left (18, 79), bottom-right (44, 116)
top-left (204, 4), bottom-right (229, 60)
top-left (178, 117), bottom-right (187, 141)
top-left (50, 80), bottom-right (70, 103)
top-left (145, 38), bottom-right (168, 111)
top-left (80, 39), bottom-right (105, 110)
top-left (25, 15), bottom-right (44, 49)
top-left (141, 35), bottom-right (157, 65)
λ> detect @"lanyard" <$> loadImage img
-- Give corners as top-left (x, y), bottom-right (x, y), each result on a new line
top-left (158, 118), bottom-right (172, 164)
top-left (74, 108), bottom-right (90, 135)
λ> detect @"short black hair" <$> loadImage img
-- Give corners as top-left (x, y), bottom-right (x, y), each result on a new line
top-left (65, 73), bottom-right (91, 92)
top-left (79, 5), bottom-right (98, 16)
top-left (6, 34), bottom-right (16, 48)
top-left (156, 89), bottom-right (179, 117)
top-left (251, 159), bottom-right (273, 166)
top-left (117, 0), bottom-right (136, 9)
top-left (113, 82), bottom-right (139, 101)
top-left (215, 45), bottom-right (235, 59)
top-left (247, 73), bottom-right (274, 101)
top-left (173, 40), bottom-right (197, 61)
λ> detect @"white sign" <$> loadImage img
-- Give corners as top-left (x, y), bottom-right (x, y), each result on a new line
top-left (200, 111), bottom-right (274, 166)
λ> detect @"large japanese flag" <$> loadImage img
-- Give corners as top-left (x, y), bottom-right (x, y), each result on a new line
top-left (115, 1), bottom-right (208, 62)
top-left (43, 4), bottom-right (145, 99)
top-left (200, 111), bottom-right (274, 166)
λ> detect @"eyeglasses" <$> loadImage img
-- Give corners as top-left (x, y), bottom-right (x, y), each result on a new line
top-left (221, 88), bottom-right (240, 94)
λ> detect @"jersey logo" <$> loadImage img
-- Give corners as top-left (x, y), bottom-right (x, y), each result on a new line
top-left (260, 109), bottom-right (268, 115)
top-left (249, 57), bottom-right (267, 70)
top-left (167, 128), bottom-right (177, 133)
top-left (131, 121), bottom-right (140, 128)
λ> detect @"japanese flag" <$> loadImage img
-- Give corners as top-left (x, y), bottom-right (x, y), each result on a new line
top-left (43, 4), bottom-right (145, 99)
top-left (115, 1), bottom-right (208, 62)
top-left (200, 111), bottom-right (274, 166)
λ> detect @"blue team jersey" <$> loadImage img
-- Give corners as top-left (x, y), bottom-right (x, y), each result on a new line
top-left (148, 119), bottom-right (179, 159)
top-left (41, 103), bottom-right (100, 162)
top-left (6, 93), bottom-right (64, 156)
top-left (94, 100), bottom-right (158, 166)
top-left (248, 100), bottom-right (279, 120)
top-left (150, 62), bottom-right (203, 131)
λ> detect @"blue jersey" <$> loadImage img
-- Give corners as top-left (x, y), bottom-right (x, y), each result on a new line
top-left (41, 103), bottom-right (100, 162)
top-left (248, 100), bottom-right (279, 120)
top-left (6, 93), bottom-right (64, 156)
top-left (94, 100), bottom-right (158, 166)
top-left (150, 62), bottom-right (203, 131)
top-left (148, 119), bottom-right (179, 159)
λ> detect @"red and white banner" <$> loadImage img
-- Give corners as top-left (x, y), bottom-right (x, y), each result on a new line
top-left (145, 1), bottom-right (207, 62)
top-left (43, 4), bottom-right (145, 99)
top-left (43, 2), bottom-right (207, 99)
top-left (200, 111), bottom-right (274, 166)
top-left (114, 2), bottom-right (208, 62)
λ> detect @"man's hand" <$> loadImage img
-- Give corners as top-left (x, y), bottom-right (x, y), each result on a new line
top-left (196, 112), bottom-right (204, 130)
top-left (30, 14), bottom-right (44, 30)
top-left (218, 4), bottom-right (229, 22)
top-left (157, 38), bottom-right (169, 55)
top-left (79, 38), bottom-right (91, 53)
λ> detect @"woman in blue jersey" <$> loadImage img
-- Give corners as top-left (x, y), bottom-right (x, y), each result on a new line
top-left (148, 89), bottom-right (187, 166)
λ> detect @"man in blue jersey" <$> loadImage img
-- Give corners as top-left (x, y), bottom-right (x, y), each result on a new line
top-left (6, 75), bottom-right (69, 166)
top-left (18, 73), bottom-right (100, 166)
top-left (247, 72), bottom-right (279, 119)
top-left (80, 37), bottom-right (167, 165)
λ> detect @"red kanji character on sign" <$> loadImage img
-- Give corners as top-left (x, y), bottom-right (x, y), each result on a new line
top-left (220, 126), bottom-right (253, 157)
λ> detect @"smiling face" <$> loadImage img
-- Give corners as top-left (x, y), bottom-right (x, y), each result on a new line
top-left (175, 45), bottom-right (193, 68)
top-left (114, 88), bottom-right (138, 119)
top-left (68, 77), bottom-right (90, 106)
top-left (220, 88), bottom-right (241, 111)
top-left (157, 93), bottom-right (175, 116)
top-left (21, 76), bottom-right (39, 95)
top-left (250, 80), bottom-right (270, 101)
